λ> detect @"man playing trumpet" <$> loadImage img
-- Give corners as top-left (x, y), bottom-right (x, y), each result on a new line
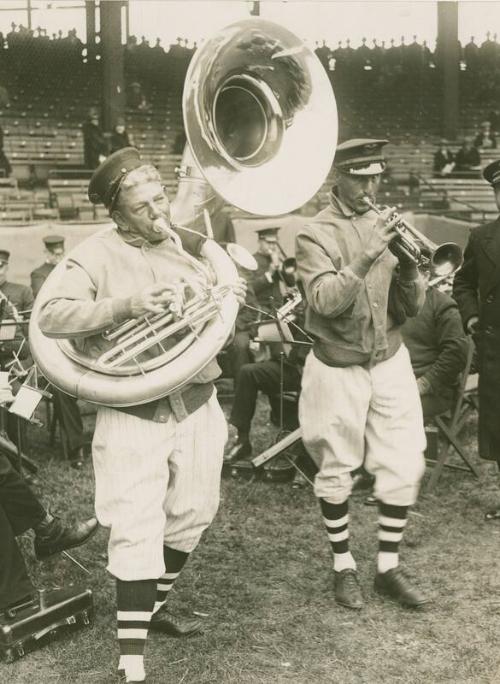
top-left (37, 148), bottom-right (245, 683)
top-left (296, 138), bottom-right (428, 610)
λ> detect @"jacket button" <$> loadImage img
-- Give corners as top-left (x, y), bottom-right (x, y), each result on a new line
top-left (486, 294), bottom-right (494, 304)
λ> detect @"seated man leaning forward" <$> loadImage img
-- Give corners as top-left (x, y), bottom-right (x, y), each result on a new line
top-left (37, 147), bottom-right (244, 684)
top-left (296, 138), bottom-right (428, 611)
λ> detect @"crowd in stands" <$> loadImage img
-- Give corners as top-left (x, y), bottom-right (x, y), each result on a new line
top-left (315, 31), bottom-right (500, 76)
top-left (2, 21), bottom-right (500, 91)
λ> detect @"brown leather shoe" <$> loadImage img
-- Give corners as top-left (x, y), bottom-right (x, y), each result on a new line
top-left (374, 567), bottom-right (429, 608)
top-left (149, 608), bottom-right (202, 637)
top-left (334, 568), bottom-right (363, 610)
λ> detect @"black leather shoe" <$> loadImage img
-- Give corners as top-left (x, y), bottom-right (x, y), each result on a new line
top-left (374, 567), bottom-right (429, 608)
top-left (149, 608), bottom-right (202, 637)
top-left (334, 568), bottom-right (363, 610)
top-left (224, 439), bottom-right (252, 463)
top-left (34, 516), bottom-right (98, 560)
top-left (69, 446), bottom-right (85, 469)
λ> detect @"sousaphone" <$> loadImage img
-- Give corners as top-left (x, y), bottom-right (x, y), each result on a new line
top-left (29, 18), bottom-right (338, 407)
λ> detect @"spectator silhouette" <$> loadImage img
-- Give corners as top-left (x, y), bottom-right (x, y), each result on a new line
top-left (474, 120), bottom-right (497, 149)
top-left (433, 140), bottom-right (455, 177)
top-left (82, 108), bottom-right (107, 170)
top-left (110, 118), bottom-right (133, 154)
top-left (455, 137), bottom-right (481, 176)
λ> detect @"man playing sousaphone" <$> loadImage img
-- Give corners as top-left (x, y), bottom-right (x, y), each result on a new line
top-left (296, 138), bottom-right (429, 610)
top-left (37, 147), bottom-right (245, 683)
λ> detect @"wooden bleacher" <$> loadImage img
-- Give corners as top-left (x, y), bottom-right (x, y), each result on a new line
top-left (418, 177), bottom-right (498, 221)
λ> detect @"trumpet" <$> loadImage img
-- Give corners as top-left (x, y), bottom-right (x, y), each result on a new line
top-left (362, 197), bottom-right (463, 278)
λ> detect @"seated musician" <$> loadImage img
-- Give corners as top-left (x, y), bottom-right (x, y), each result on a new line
top-left (31, 236), bottom-right (85, 469)
top-left (401, 261), bottom-right (469, 421)
top-left (225, 259), bottom-right (308, 462)
top-left (0, 250), bottom-right (33, 449)
top-left (225, 226), bottom-right (284, 385)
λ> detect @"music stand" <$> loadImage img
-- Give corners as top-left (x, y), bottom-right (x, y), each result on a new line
top-left (251, 305), bottom-right (313, 484)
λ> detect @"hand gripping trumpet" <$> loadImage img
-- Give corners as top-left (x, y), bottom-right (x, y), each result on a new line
top-left (362, 197), bottom-right (463, 279)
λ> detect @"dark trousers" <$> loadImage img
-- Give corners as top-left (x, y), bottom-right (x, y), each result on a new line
top-left (230, 360), bottom-right (302, 434)
top-left (53, 390), bottom-right (84, 452)
top-left (227, 331), bottom-right (253, 390)
top-left (421, 390), bottom-right (453, 422)
top-left (0, 451), bottom-right (45, 610)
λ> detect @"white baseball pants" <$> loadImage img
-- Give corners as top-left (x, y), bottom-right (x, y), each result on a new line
top-left (92, 391), bottom-right (227, 581)
top-left (299, 345), bottom-right (426, 506)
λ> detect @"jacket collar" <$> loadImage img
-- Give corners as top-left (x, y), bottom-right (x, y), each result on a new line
top-left (330, 189), bottom-right (356, 218)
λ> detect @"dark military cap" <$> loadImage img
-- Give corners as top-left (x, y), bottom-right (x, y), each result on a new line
top-left (483, 159), bottom-right (500, 186)
top-left (256, 226), bottom-right (280, 241)
top-left (334, 138), bottom-right (389, 175)
top-left (88, 147), bottom-right (145, 208)
top-left (43, 234), bottom-right (65, 251)
top-left (0, 250), bottom-right (10, 265)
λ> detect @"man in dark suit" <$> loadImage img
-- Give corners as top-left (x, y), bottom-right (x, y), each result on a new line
top-left (225, 226), bottom-right (284, 386)
top-left (31, 236), bottom-right (85, 469)
top-left (225, 259), bottom-right (304, 461)
top-left (249, 226), bottom-right (285, 312)
top-left (453, 158), bottom-right (500, 519)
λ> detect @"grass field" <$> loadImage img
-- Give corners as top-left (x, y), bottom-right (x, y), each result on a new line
top-left (4, 394), bottom-right (500, 684)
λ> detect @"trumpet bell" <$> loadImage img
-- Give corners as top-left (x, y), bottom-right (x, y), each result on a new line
top-left (431, 243), bottom-right (464, 277)
top-left (226, 242), bottom-right (258, 271)
top-left (183, 18), bottom-right (338, 216)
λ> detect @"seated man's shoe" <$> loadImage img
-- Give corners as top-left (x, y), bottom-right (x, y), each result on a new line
top-left (224, 439), bottom-right (252, 463)
top-left (69, 446), bottom-right (85, 469)
top-left (334, 568), bottom-right (363, 610)
top-left (374, 567), bottom-right (429, 608)
top-left (149, 607), bottom-right (202, 637)
top-left (34, 516), bottom-right (98, 560)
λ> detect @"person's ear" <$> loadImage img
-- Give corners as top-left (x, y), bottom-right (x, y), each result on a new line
top-left (112, 209), bottom-right (128, 232)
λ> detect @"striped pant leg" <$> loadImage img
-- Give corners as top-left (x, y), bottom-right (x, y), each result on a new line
top-left (163, 392), bottom-right (227, 553)
top-left (299, 351), bottom-right (371, 504)
top-left (365, 345), bottom-right (427, 506)
top-left (92, 406), bottom-right (175, 581)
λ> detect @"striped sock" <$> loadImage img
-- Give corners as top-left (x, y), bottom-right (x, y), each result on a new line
top-left (116, 578), bottom-right (156, 683)
top-left (320, 498), bottom-right (356, 572)
top-left (152, 546), bottom-right (190, 615)
top-left (377, 502), bottom-right (408, 574)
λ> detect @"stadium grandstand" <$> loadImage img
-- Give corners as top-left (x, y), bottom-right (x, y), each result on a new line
top-left (0, 0), bottom-right (499, 239)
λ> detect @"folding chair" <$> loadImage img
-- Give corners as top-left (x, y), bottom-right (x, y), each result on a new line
top-left (426, 337), bottom-right (480, 490)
